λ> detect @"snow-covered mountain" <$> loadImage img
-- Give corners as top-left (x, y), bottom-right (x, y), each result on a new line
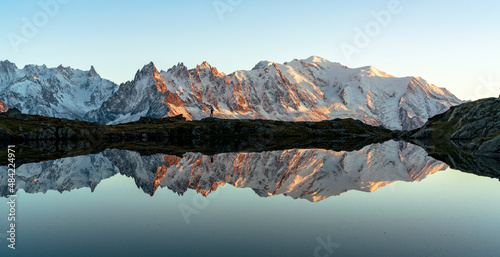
top-left (1, 141), bottom-right (448, 201)
top-left (0, 57), bottom-right (462, 130)
top-left (0, 60), bottom-right (118, 119)
top-left (87, 56), bottom-right (462, 130)
top-left (85, 62), bottom-right (172, 124)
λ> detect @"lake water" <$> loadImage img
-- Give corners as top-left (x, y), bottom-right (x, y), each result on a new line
top-left (1, 141), bottom-right (499, 257)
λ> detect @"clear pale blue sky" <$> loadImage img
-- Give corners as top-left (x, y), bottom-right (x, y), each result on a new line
top-left (1, 0), bottom-right (499, 100)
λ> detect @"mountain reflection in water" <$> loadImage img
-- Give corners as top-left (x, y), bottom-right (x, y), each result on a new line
top-left (1, 140), bottom-right (450, 201)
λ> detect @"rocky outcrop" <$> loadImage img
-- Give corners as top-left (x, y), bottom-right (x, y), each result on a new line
top-left (410, 97), bottom-right (500, 155)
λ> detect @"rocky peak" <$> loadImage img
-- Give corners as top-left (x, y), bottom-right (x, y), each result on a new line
top-left (0, 60), bottom-right (18, 72)
top-left (197, 61), bottom-right (212, 70)
top-left (55, 64), bottom-right (74, 78)
top-left (0, 60), bottom-right (19, 85)
top-left (166, 62), bottom-right (187, 72)
top-left (167, 62), bottom-right (187, 71)
top-left (89, 65), bottom-right (99, 77)
top-left (165, 63), bottom-right (189, 78)
top-left (21, 64), bottom-right (48, 77)
top-left (134, 62), bottom-right (159, 81)
top-left (56, 64), bottom-right (69, 71)
top-left (252, 61), bottom-right (273, 70)
top-left (194, 61), bottom-right (223, 77)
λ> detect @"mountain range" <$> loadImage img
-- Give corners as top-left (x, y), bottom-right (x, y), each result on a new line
top-left (0, 57), bottom-right (463, 130)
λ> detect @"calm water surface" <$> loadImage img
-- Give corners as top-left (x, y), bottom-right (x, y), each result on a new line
top-left (1, 141), bottom-right (499, 257)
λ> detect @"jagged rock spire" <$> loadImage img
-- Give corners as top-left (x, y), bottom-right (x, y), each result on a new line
top-left (89, 65), bottom-right (99, 77)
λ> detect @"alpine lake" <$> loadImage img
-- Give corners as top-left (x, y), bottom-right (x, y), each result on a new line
top-left (1, 139), bottom-right (499, 257)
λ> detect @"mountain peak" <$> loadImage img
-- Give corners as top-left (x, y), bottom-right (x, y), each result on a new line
top-left (302, 56), bottom-right (328, 63)
top-left (146, 61), bottom-right (156, 70)
top-left (195, 61), bottom-right (223, 77)
top-left (0, 60), bottom-right (18, 71)
top-left (252, 61), bottom-right (274, 70)
top-left (165, 62), bottom-right (189, 74)
top-left (55, 64), bottom-right (74, 78)
top-left (89, 65), bottom-right (99, 77)
top-left (135, 62), bottom-right (159, 80)
top-left (21, 64), bottom-right (49, 77)
top-left (197, 61), bottom-right (212, 70)
top-left (56, 64), bottom-right (72, 73)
